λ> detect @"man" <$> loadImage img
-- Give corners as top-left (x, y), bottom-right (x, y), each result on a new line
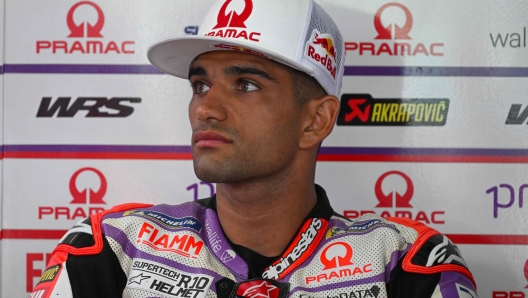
top-left (31, 0), bottom-right (477, 297)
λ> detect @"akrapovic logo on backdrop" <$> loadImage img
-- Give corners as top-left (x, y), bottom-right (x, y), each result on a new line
top-left (337, 94), bottom-right (449, 126)
top-left (37, 97), bottom-right (141, 117)
top-left (345, 3), bottom-right (444, 56)
top-left (506, 104), bottom-right (528, 124)
top-left (36, 1), bottom-right (135, 54)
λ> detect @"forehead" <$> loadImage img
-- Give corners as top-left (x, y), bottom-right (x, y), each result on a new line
top-left (190, 50), bottom-right (284, 73)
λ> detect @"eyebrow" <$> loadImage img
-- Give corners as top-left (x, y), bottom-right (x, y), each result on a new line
top-left (224, 65), bottom-right (277, 82)
top-left (188, 66), bottom-right (207, 79)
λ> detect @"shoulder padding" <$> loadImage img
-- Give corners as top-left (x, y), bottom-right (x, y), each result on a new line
top-left (53, 203), bottom-right (153, 256)
top-left (386, 217), bottom-right (476, 288)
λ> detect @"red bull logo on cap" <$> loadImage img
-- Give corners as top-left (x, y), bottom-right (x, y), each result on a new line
top-left (305, 29), bottom-right (338, 82)
top-left (313, 34), bottom-right (336, 59)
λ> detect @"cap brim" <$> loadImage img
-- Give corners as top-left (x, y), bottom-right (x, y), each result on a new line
top-left (148, 35), bottom-right (314, 79)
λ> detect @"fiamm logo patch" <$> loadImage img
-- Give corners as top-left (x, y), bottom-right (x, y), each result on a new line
top-left (337, 94), bottom-right (449, 126)
top-left (124, 210), bottom-right (202, 232)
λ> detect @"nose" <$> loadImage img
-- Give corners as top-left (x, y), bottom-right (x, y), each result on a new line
top-left (193, 85), bottom-right (228, 123)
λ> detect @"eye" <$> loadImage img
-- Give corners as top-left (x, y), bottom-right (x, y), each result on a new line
top-left (238, 80), bottom-right (259, 92)
top-left (191, 81), bottom-right (210, 94)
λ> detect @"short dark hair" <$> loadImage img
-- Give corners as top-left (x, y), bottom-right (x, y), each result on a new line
top-left (275, 62), bottom-right (327, 107)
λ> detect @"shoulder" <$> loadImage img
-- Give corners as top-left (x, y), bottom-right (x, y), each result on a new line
top-left (56, 201), bottom-right (207, 255)
top-left (326, 214), bottom-right (475, 287)
top-left (384, 216), bottom-right (476, 287)
top-left (327, 213), bottom-right (408, 243)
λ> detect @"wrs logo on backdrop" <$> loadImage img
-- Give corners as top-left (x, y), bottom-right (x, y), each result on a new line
top-left (506, 104), bottom-right (528, 125)
top-left (336, 94), bottom-right (449, 126)
top-left (206, 0), bottom-right (261, 42)
top-left (38, 167), bottom-right (107, 220)
top-left (36, 1), bottom-right (135, 54)
top-left (36, 97), bottom-right (141, 118)
top-left (345, 2), bottom-right (444, 56)
top-left (344, 171), bottom-right (446, 224)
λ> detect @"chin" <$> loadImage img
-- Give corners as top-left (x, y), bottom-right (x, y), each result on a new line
top-left (193, 161), bottom-right (252, 184)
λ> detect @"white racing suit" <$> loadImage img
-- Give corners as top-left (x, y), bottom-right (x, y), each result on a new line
top-left (30, 185), bottom-right (477, 298)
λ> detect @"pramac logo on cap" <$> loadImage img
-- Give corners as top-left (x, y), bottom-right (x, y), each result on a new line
top-left (213, 0), bottom-right (253, 29)
top-left (206, 0), bottom-right (261, 42)
top-left (305, 29), bottom-right (338, 82)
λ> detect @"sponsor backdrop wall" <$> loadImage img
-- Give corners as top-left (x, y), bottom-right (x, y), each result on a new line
top-left (0, 0), bottom-right (527, 297)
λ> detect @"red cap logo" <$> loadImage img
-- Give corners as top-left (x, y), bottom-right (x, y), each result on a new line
top-left (69, 167), bottom-right (107, 204)
top-left (213, 0), bottom-right (253, 29)
top-left (236, 280), bottom-right (279, 298)
top-left (320, 242), bottom-right (354, 270)
top-left (375, 171), bottom-right (413, 208)
top-left (67, 1), bottom-right (105, 38)
top-left (374, 3), bottom-right (413, 40)
top-left (313, 33), bottom-right (336, 59)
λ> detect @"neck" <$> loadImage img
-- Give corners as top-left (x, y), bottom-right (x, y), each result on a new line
top-left (215, 166), bottom-right (317, 257)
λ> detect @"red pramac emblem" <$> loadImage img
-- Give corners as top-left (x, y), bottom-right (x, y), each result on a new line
top-left (320, 242), bottom-right (354, 270)
top-left (375, 171), bottom-right (413, 208)
top-left (374, 2), bottom-right (413, 40)
top-left (69, 167), bottom-right (107, 204)
top-left (213, 0), bottom-right (253, 29)
top-left (67, 1), bottom-right (105, 38)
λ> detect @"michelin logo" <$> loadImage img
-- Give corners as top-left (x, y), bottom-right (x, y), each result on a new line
top-left (124, 210), bottom-right (202, 232)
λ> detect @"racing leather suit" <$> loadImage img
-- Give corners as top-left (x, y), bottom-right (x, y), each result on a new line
top-left (30, 185), bottom-right (477, 298)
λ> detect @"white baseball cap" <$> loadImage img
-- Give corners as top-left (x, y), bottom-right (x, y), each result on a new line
top-left (148, 0), bottom-right (345, 97)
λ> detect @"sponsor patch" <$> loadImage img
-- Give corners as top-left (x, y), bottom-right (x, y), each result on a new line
top-left (305, 242), bottom-right (373, 284)
top-left (326, 219), bottom-right (395, 239)
top-left (263, 218), bottom-right (327, 280)
top-left (137, 222), bottom-right (204, 259)
top-left (220, 249), bottom-right (236, 263)
top-left (300, 285), bottom-right (381, 298)
top-left (125, 210), bottom-right (202, 232)
top-left (304, 29), bottom-right (338, 82)
top-left (37, 264), bottom-right (61, 285)
top-left (127, 259), bottom-right (213, 298)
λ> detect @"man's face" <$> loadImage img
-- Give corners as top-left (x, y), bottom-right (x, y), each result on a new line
top-left (188, 51), bottom-right (303, 183)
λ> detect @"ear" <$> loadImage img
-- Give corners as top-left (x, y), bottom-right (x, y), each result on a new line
top-left (299, 95), bottom-right (340, 150)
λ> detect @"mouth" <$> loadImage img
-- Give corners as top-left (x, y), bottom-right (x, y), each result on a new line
top-left (193, 131), bottom-right (233, 148)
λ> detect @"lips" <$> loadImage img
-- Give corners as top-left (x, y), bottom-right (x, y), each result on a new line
top-left (193, 131), bottom-right (232, 148)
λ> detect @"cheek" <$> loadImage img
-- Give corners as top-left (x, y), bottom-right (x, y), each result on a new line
top-left (188, 99), bottom-right (199, 126)
top-left (248, 107), bottom-right (300, 148)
